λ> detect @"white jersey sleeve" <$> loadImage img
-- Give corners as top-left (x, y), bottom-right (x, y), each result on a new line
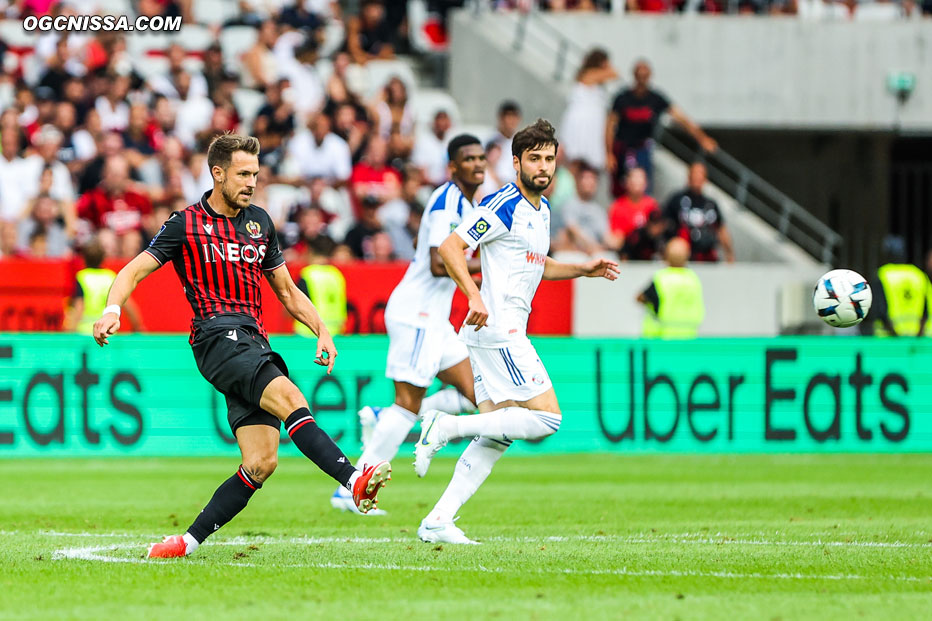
top-left (455, 207), bottom-right (509, 250)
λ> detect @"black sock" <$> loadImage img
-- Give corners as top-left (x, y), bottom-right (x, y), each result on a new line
top-left (285, 407), bottom-right (356, 487)
top-left (187, 465), bottom-right (260, 543)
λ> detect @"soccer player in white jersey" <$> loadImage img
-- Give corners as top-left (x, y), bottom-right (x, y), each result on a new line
top-left (414, 119), bottom-right (619, 544)
top-left (330, 135), bottom-right (487, 514)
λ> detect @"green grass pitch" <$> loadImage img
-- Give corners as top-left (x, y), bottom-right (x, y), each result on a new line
top-left (1, 454), bottom-right (931, 620)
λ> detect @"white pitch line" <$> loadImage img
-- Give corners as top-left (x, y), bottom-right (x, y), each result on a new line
top-left (21, 530), bottom-right (932, 549)
top-left (50, 543), bottom-right (932, 584)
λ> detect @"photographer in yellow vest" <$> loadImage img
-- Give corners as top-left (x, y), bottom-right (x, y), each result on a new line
top-left (638, 237), bottom-right (705, 339)
top-left (294, 236), bottom-right (347, 337)
top-left (66, 236), bottom-right (143, 334)
top-left (863, 235), bottom-right (930, 337)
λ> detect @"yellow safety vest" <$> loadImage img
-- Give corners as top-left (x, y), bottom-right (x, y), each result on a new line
top-left (294, 264), bottom-right (347, 336)
top-left (75, 267), bottom-right (116, 335)
top-left (642, 267), bottom-right (704, 339)
top-left (874, 263), bottom-right (929, 337)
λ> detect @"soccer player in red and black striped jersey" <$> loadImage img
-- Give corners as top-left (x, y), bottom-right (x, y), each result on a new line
top-left (92, 134), bottom-right (391, 558)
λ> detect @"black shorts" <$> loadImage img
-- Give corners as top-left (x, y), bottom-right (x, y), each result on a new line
top-left (190, 316), bottom-right (289, 433)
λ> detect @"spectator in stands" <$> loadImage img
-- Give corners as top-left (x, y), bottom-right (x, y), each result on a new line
top-left (95, 73), bottom-right (131, 132)
top-left (380, 165), bottom-right (425, 261)
top-left (620, 208), bottom-right (667, 261)
top-left (559, 48), bottom-right (618, 171)
top-left (663, 161), bottom-right (735, 263)
top-left (346, 0), bottom-right (395, 65)
top-left (412, 109), bottom-right (453, 187)
top-left (490, 100), bottom-right (522, 183)
top-left (122, 103), bottom-right (156, 160)
top-left (75, 154), bottom-right (153, 258)
top-left (0, 221), bottom-right (18, 258)
top-left (53, 102), bottom-right (96, 175)
top-left (78, 131), bottom-right (126, 195)
top-left (552, 161), bottom-right (611, 255)
top-left (284, 204), bottom-right (337, 265)
top-left (606, 59), bottom-right (717, 196)
top-left (172, 71), bottom-right (216, 149)
top-left (61, 77), bottom-right (92, 126)
top-left (17, 193), bottom-right (71, 258)
top-left (284, 112), bottom-right (353, 187)
top-left (28, 86), bottom-right (58, 140)
top-left (253, 79), bottom-right (295, 172)
top-left (24, 124), bottom-right (76, 207)
top-left (608, 167), bottom-right (658, 245)
top-left (638, 237), bottom-right (705, 339)
top-left (331, 101), bottom-right (370, 164)
top-left (369, 230), bottom-right (396, 262)
top-left (325, 52), bottom-right (366, 112)
top-left (150, 43), bottom-right (209, 101)
top-left (0, 129), bottom-right (29, 222)
top-left (242, 19), bottom-right (280, 91)
top-left (343, 195), bottom-right (386, 260)
top-left (201, 43), bottom-right (227, 100)
top-left (373, 76), bottom-right (415, 162)
top-left (37, 37), bottom-right (78, 101)
top-left (476, 140), bottom-right (503, 201)
top-left (349, 134), bottom-right (401, 217)
top-left (280, 40), bottom-right (325, 125)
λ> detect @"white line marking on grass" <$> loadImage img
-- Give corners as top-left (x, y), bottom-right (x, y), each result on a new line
top-left (27, 530), bottom-right (932, 548)
top-left (51, 542), bottom-right (932, 584)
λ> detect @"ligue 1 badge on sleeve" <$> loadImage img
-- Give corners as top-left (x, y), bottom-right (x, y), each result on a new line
top-left (468, 218), bottom-right (490, 241)
top-left (245, 221), bottom-right (262, 239)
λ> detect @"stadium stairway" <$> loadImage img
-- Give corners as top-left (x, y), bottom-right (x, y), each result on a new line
top-left (446, 7), bottom-right (839, 270)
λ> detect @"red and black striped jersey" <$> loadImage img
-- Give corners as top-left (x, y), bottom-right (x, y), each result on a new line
top-left (145, 191), bottom-right (285, 338)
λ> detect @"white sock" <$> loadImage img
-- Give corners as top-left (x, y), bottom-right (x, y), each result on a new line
top-left (428, 437), bottom-right (509, 523)
top-left (439, 407), bottom-right (562, 442)
top-left (357, 404), bottom-right (417, 468)
top-left (182, 532), bottom-right (199, 555)
top-left (420, 387), bottom-right (476, 416)
top-left (345, 470), bottom-right (361, 492)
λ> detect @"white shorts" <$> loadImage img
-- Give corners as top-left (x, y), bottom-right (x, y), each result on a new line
top-left (385, 318), bottom-right (469, 387)
top-left (468, 336), bottom-right (553, 405)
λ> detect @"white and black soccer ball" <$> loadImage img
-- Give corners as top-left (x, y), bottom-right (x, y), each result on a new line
top-left (813, 269), bottom-right (872, 328)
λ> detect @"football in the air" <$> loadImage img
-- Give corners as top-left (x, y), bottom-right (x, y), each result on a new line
top-left (813, 269), bottom-right (872, 328)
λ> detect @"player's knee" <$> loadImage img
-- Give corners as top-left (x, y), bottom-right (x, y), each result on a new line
top-left (244, 454), bottom-right (278, 483)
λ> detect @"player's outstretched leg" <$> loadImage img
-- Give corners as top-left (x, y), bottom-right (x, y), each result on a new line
top-left (415, 406), bottom-right (560, 477)
top-left (333, 386), bottom-right (476, 514)
top-left (417, 437), bottom-right (510, 545)
top-left (262, 377), bottom-right (392, 513)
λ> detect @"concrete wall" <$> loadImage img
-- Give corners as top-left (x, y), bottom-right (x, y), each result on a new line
top-left (452, 12), bottom-right (932, 131)
top-left (572, 262), bottom-right (830, 337)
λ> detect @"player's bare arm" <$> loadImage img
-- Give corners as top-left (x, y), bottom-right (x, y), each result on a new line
top-left (439, 233), bottom-right (488, 330)
top-left (264, 263), bottom-right (337, 374)
top-left (93, 251), bottom-right (160, 347)
top-left (429, 246), bottom-right (481, 277)
top-left (542, 256), bottom-right (620, 281)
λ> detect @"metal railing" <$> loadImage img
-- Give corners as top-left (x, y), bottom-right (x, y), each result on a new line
top-left (467, 7), bottom-right (843, 264)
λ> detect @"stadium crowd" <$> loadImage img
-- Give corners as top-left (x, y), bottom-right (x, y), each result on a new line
top-left (0, 0), bottom-right (755, 268)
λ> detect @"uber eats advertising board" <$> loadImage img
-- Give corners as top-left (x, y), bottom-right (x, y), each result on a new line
top-left (0, 335), bottom-right (929, 456)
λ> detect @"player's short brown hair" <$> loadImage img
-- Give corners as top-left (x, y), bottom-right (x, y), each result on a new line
top-left (511, 118), bottom-right (558, 161)
top-left (207, 133), bottom-right (260, 171)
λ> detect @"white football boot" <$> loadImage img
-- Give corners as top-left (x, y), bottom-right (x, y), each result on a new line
top-left (417, 516), bottom-right (478, 545)
top-left (413, 410), bottom-right (449, 478)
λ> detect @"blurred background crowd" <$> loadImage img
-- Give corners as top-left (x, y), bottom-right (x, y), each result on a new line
top-left (0, 0), bottom-right (928, 271)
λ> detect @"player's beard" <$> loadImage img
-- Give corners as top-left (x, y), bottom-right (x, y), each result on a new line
top-left (519, 168), bottom-right (552, 194)
top-left (221, 182), bottom-right (251, 211)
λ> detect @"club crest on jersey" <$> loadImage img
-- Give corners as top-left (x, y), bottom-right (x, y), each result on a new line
top-left (467, 218), bottom-right (490, 241)
top-left (245, 220), bottom-right (262, 239)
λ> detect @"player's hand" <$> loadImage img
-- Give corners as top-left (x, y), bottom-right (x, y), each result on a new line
top-left (93, 313), bottom-right (121, 346)
top-left (465, 296), bottom-right (489, 331)
top-left (315, 331), bottom-right (338, 374)
top-left (581, 258), bottom-right (620, 281)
